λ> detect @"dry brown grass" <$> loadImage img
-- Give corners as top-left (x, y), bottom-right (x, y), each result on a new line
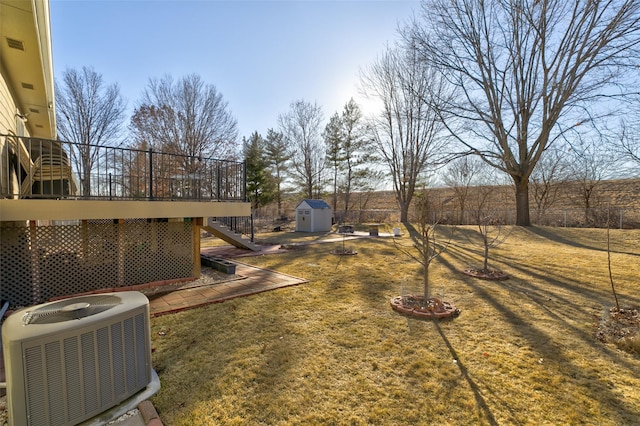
top-left (150, 225), bottom-right (640, 425)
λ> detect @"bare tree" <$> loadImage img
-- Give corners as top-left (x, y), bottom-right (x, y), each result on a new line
top-left (408, 0), bottom-right (640, 226)
top-left (613, 107), bottom-right (640, 172)
top-left (605, 206), bottom-right (621, 310)
top-left (278, 100), bottom-right (325, 199)
top-left (445, 161), bottom-right (511, 276)
top-left (391, 188), bottom-right (459, 319)
top-left (361, 42), bottom-right (450, 223)
top-left (56, 66), bottom-right (126, 196)
top-left (408, 190), bottom-right (450, 299)
top-left (569, 139), bottom-right (615, 225)
top-left (131, 74), bottom-right (238, 164)
top-left (442, 156), bottom-right (487, 224)
top-left (530, 147), bottom-right (570, 223)
top-left (468, 181), bottom-right (510, 275)
top-left (619, 123), bottom-right (640, 166)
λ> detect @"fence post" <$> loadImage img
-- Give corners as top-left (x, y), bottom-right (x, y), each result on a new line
top-left (148, 148), bottom-right (153, 200)
top-left (242, 160), bottom-right (247, 202)
top-left (251, 212), bottom-right (254, 242)
top-left (217, 163), bottom-right (221, 201)
top-left (109, 173), bottom-right (112, 200)
top-left (620, 209), bottom-right (623, 229)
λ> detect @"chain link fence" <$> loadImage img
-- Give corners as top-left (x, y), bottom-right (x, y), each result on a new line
top-left (253, 207), bottom-right (640, 230)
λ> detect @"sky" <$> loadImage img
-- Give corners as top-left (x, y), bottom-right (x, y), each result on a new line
top-left (50, 0), bottom-right (421, 141)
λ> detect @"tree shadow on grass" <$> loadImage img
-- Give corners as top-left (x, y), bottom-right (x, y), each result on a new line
top-left (151, 284), bottom-right (311, 424)
top-left (443, 246), bottom-right (638, 363)
top-left (435, 250), bottom-right (640, 423)
top-left (434, 321), bottom-right (499, 426)
top-left (487, 247), bottom-right (639, 308)
top-left (525, 226), bottom-right (640, 257)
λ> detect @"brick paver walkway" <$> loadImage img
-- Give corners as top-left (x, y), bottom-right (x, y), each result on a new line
top-left (149, 233), bottom-right (393, 316)
top-left (149, 258), bottom-right (307, 317)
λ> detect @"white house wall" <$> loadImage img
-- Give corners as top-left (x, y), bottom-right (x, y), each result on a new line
top-left (0, 68), bottom-right (19, 135)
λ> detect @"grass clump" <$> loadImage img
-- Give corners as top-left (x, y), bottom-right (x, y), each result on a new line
top-left (151, 226), bottom-right (640, 425)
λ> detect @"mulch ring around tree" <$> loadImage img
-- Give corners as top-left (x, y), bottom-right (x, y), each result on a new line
top-left (330, 249), bottom-right (358, 255)
top-left (462, 268), bottom-right (509, 280)
top-left (594, 306), bottom-right (640, 355)
top-left (390, 295), bottom-right (461, 319)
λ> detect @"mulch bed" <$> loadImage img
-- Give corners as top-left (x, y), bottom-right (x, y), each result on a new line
top-left (390, 295), bottom-right (461, 319)
top-left (330, 250), bottom-right (358, 255)
top-left (462, 268), bottom-right (509, 280)
top-left (595, 306), bottom-right (640, 355)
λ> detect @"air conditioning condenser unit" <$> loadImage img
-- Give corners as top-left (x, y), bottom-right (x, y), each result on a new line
top-left (1, 291), bottom-right (153, 426)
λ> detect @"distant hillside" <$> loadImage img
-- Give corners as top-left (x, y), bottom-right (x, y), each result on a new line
top-left (256, 178), bottom-right (640, 228)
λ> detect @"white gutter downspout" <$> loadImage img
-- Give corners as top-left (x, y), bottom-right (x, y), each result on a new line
top-left (31, 0), bottom-right (56, 139)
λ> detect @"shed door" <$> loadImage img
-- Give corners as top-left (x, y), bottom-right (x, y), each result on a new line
top-left (297, 209), bottom-right (312, 232)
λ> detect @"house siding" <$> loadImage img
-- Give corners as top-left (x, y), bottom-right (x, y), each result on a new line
top-left (0, 69), bottom-right (23, 196)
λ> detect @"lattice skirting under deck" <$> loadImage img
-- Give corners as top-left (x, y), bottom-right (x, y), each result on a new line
top-left (1, 219), bottom-right (194, 307)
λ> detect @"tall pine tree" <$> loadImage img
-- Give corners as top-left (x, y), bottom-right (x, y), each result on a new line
top-left (324, 99), bottom-right (381, 220)
top-left (264, 129), bottom-right (291, 218)
top-left (324, 112), bottom-right (345, 215)
top-left (243, 132), bottom-right (275, 210)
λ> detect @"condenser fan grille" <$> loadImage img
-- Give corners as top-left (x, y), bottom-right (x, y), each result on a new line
top-left (22, 294), bottom-right (122, 324)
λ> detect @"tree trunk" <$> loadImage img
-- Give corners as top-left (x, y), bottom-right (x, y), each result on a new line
top-left (483, 241), bottom-right (489, 272)
top-left (423, 265), bottom-right (429, 299)
top-left (332, 168), bottom-right (338, 213)
top-left (400, 204), bottom-right (409, 223)
top-left (81, 147), bottom-right (92, 197)
top-left (275, 172), bottom-right (283, 218)
top-left (514, 179), bottom-right (531, 226)
top-left (276, 194), bottom-right (282, 218)
top-left (344, 192), bottom-right (350, 219)
top-left (423, 230), bottom-right (430, 298)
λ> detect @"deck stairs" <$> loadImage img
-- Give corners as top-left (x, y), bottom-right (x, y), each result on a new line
top-left (203, 217), bottom-right (261, 251)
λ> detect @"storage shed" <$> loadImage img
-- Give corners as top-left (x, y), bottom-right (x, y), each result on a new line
top-left (295, 199), bottom-right (332, 232)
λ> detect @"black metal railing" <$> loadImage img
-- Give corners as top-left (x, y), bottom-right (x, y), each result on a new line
top-left (1, 134), bottom-right (246, 201)
top-left (213, 216), bottom-right (253, 237)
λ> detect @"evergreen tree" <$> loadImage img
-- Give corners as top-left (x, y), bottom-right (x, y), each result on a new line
top-left (340, 98), bottom-right (375, 214)
top-left (264, 129), bottom-right (292, 218)
top-left (324, 112), bottom-right (345, 215)
top-left (243, 132), bottom-right (275, 210)
top-left (324, 99), bottom-right (381, 220)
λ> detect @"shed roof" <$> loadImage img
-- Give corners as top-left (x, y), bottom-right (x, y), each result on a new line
top-left (296, 199), bottom-right (331, 210)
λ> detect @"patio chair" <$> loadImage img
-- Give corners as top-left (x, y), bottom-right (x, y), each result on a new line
top-left (20, 152), bottom-right (77, 197)
top-left (4, 135), bottom-right (78, 197)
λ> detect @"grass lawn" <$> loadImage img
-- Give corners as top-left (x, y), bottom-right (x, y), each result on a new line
top-left (150, 225), bottom-right (640, 425)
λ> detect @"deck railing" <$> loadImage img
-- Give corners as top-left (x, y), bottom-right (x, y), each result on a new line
top-left (1, 134), bottom-right (246, 201)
